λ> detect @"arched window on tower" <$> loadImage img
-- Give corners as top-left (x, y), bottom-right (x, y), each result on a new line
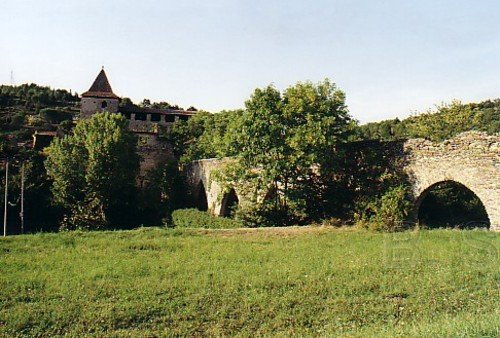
top-left (101, 101), bottom-right (108, 109)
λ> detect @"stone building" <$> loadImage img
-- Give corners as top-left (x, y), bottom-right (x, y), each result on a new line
top-left (80, 69), bottom-right (120, 119)
top-left (80, 69), bottom-right (198, 181)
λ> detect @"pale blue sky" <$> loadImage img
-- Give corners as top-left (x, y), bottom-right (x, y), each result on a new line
top-left (1, 0), bottom-right (499, 122)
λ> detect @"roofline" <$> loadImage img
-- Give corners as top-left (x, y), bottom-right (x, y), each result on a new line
top-left (119, 106), bottom-right (198, 116)
top-left (81, 91), bottom-right (120, 99)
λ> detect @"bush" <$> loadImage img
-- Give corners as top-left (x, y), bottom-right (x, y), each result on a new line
top-left (356, 185), bottom-right (412, 232)
top-left (321, 217), bottom-right (344, 227)
top-left (234, 203), bottom-right (292, 228)
top-left (39, 108), bottom-right (72, 124)
top-left (26, 114), bottom-right (45, 127)
top-left (10, 113), bottom-right (25, 128)
top-left (171, 209), bottom-right (242, 229)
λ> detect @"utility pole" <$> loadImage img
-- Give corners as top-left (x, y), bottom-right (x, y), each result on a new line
top-left (3, 160), bottom-right (8, 237)
top-left (20, 162), bottom-right (24, 234)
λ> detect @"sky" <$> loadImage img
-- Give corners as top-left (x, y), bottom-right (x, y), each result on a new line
top-left (0, 0), bottom-right (499, 123)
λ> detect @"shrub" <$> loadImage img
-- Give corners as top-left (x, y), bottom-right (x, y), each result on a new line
top-left (10, 113), bottom-right (25, 128)
top-left (356, 185), bottom-right (412, 232)
top-left (171, 209), bottom-right (242, 229)
top-left (321, 217), bottom-right (344, 227)
top-left (26, 114), bottom-right (45, 127)
top-left (39, 108), bottom-right (72, 124)
top-left (234, 203), bottom-right (294, 228)
top-left (59, 199), bottom-right (107, 231)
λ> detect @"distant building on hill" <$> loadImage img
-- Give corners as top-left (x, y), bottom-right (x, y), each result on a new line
top-left (81, 68), bottom-right (199, 182)
top-left (34, 68), bottom-right (198, 182)
top-left (80, 68), bottom-right (197, 127)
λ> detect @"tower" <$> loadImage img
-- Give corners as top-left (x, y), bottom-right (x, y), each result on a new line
top-left (80, 68), bottom-right (119, 118)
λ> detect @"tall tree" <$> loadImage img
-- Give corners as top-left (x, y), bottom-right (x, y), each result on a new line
top-left (45, 112), bottom-right (139, 229)
top-left (228, 79), bottom-right (352, 225)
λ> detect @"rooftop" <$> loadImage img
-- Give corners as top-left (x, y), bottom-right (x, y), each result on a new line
top-left (119, 105), bottom-right (197, 116)
top-left (81, 69), bottom-right (119, 99)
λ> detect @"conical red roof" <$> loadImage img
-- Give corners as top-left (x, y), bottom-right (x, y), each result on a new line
top-left (81, 69), bottom-right (119, 99)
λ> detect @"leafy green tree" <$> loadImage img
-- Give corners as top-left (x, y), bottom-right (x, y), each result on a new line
top-left (229, 79), bottom-right (352, 225)
top-left (166, 110), bottom-right (243, 164)
top-left (45, 112), bottom-right (139, 230)
top-left (139, 159), bottom-right (187, 225)
top-left (119, 97), bottom-right (135, 107)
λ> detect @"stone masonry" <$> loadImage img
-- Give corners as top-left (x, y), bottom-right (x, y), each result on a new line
top-left (404, 131), bottom-right (499, 231)
top-left (187, 132), bottom-right (500, 230)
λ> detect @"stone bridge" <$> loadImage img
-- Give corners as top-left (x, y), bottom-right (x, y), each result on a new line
top-left (186, 132), bottom-right (499, 230)
top-left (403, 132), bottom-right (499, 230)
top-left (185, 158), bottom-right (243, 217)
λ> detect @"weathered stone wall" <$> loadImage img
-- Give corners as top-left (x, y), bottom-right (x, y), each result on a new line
top-left (136, 133), bottom-right (174, 184)
top-left (185, 158), bottom-right (255, 216)
top-left (186, 132), bottom-right (499, 229)
top-left (403, 131), bottom-right (499, 230)
top-left (80, 97), bottom-right (119, 118)
top-left (185, 159), bottom-right (229, 216)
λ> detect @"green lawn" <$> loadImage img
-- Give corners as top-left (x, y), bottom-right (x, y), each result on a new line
top-left (0, 227), bottom-right (498, 337)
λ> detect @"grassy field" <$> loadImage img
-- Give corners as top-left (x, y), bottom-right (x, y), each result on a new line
top-left (0, 227), bottom-right (498, 337)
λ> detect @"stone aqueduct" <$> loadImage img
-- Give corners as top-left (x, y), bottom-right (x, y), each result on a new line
top-left (186, 132), bottom-right (500, 231)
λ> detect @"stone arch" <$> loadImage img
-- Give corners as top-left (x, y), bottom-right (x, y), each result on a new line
top-left (414, 180), bottom-right (490, 229)
top-left (220, 188), bottom-right (239, 217)
top-left (403, 132), bottom-right (499, 231)
top-left (195, 180), bottom-right (208, 211)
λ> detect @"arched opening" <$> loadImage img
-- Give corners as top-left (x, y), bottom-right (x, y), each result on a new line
top-left (221, 188), bottom-right (239, 218)
top-left (101, 101), bottom-right (107, 109)
top-left (196, 181), bottom-right (208, 211)
top-left (416, 181), bottom-right (490, 229)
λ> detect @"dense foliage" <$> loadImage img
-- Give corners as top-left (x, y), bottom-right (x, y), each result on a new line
top-left (166, 110), bottom-right (243, 164)
top-left (355, 100), bottom-right (500, 141)
top-left (139, 159), bottom-right (187, 225)
top-left (0, 150), bottom-right (62, 234)
top-left (168, 79), bottom-right (354, 226)
top-left (0, 83), bottom-right (79, 109)
top-left (0, 79), bottom-right (497, 232)
top-left (45, 112), bottom-right (139, 229)
top-left (172, 208), bottom-right (242, 229)
top-left (0, 84), bottom-right (79, 152)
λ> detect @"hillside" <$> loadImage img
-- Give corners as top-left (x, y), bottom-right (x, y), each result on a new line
top-left (354, 100), bottom-right (500, 142)
top-left (0, 83), bottom-right (79, 151)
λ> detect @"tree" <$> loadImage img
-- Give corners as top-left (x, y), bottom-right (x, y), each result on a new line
top-left (227, 79), bottom-right (352, 225)
top-left (139, 159), bottom-right (187, 225)
top-left (45, 112), bottom-right (139, 230)
top-left (166, 110), bottom-right (243, 164)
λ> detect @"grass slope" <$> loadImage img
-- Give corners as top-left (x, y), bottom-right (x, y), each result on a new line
top-left (0, 227), bottom-right (498, 337)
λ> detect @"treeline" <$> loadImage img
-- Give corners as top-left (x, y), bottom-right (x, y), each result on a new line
top-left (164, 88), bottom-right (497, 229)
top-left (167, 99), bottom-right (500, 166)
top-left (354, 100), bottom-right (499, 141)
top-left (0, 79), bottom-right (496, 233)
top-left (120, 97), bottom-right (197, 112)
top-left (0, 83), bottom-right (79, 109)
top-left (0, 84), bottom-right (79, 145)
